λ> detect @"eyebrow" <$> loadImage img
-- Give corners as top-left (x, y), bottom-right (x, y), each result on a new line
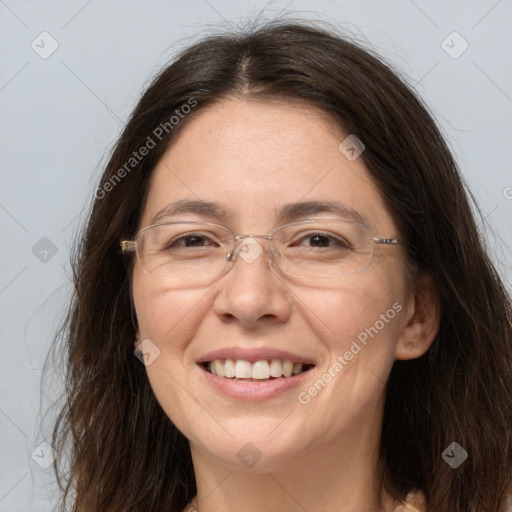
top-left (149, 199), bottom-right (368, 228)
top-left (274, 200), bottom-right (368, 227)
top-left (150, 199), bottom-right (226, 225)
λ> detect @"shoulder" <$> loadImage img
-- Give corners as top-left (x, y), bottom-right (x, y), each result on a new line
top-left (393, 490), bottom-right (427, 512)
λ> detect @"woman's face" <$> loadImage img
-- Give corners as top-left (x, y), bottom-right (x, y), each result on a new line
top-left (132, 98), bottom-right (415, 471)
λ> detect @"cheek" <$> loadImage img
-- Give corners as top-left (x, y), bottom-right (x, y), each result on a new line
top-left (294, 279), bottom-right (404, 423)
top-left (286, 281), bottom-right (405, 439)
top-left (132, 271), bottom-right (214, 352)
top-left (298, 269), bottom-right (406, 384)
top-left (132, 275), bottom-right (214, 432)
top-left (298, 270), bottom-right (403, 342)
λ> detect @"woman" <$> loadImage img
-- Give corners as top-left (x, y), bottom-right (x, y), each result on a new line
top-left (50, 20), bottom-right (512, 512)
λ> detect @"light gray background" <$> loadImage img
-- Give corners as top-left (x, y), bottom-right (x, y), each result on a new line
top-left (1, 1), bottom-right (511, 510)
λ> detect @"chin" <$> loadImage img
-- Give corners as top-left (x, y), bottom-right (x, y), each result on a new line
top-left (189, 421), bottom-right (316, 472)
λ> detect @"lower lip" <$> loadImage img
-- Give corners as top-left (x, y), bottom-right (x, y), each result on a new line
top-left (198, 364), bottom-right (314, 401)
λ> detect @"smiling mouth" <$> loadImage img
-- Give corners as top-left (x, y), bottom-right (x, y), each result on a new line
top-left (201, 359), bottom-right (315, 380)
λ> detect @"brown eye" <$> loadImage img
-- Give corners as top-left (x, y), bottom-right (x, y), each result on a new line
top-left (290, 233), bottom-right (351, 249)
top-left (164, 233), bottom-right (219, 250)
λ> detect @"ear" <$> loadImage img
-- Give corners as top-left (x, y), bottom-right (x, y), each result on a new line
top-left (395, 273), bottom-right (440, 360)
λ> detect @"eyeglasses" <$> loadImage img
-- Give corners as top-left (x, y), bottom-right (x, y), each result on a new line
top-left (120, 219), bottom-right (404, 280)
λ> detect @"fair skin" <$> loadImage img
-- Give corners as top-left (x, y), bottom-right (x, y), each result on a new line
top-left (132, 98), bottom-right (439, 512)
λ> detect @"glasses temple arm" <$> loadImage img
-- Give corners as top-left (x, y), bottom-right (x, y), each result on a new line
top-left (373, 237), bottom-right (404, 245)
top-left (120, 240), bottom-right (137, 253)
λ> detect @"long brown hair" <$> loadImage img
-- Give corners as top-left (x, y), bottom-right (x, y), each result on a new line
top-left (48, 19), bottom-right (512, 511)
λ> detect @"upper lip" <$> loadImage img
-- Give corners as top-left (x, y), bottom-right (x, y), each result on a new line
top-left (197, 347), bottom-right (316, 366)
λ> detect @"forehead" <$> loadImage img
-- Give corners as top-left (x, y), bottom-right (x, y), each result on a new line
top-left (140, 98), bottom-right (397, 234)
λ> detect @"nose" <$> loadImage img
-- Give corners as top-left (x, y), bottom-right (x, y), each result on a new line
top-left (212, 237), bottom-right (292, 329)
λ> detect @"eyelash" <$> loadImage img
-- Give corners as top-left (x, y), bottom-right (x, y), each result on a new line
top-left (167, 232), bottom-right (350, 249)
top-left (293, 234), bottom-right (349, 248)
top-left (166, 233), bottom-right (218, 248)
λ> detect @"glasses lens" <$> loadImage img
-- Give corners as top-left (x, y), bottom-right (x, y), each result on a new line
top-left (137, 222), bottom-right (233, 279)
top-left (274, 220), bottom-right (374, 278)
top-left (134, 220), bottom-right (375, 280)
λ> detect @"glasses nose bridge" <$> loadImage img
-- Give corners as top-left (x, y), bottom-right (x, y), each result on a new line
top-left (226, 233), bottom-right (274, 263)
top-left (234, 233), bottom-right (273, 242)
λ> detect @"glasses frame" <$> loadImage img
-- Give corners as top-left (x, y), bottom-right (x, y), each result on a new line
top-left (120, 219), bottom-right (405, 280)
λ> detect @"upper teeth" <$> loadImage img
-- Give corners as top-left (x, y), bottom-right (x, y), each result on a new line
top-left (208, 359), bottom-right (305, 379)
